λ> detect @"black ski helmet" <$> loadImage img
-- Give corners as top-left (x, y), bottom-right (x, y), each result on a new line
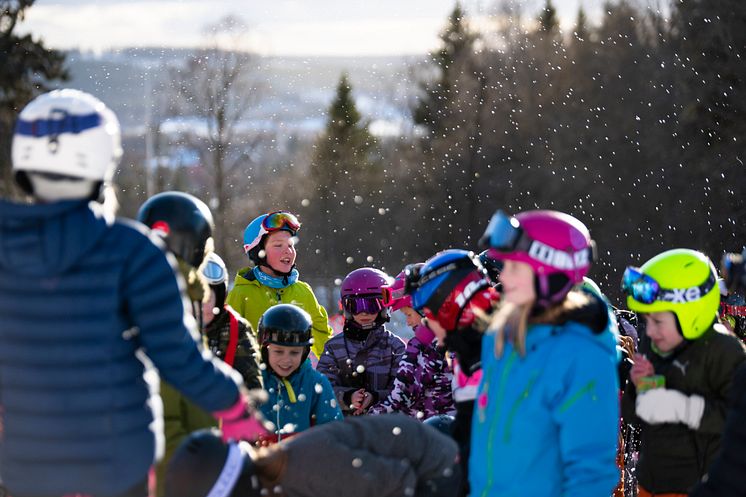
top-left (423, 414), bottom-right (456, 437)
top-left (165, 429), bottom-right (261, 497)
top-left (137, 191), bottom-right (214, 268)
top-left (258, 304), bottom-right (313, 366)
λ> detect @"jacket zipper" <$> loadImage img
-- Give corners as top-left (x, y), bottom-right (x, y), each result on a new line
top-left (503, 372), bottom-right (539, 443)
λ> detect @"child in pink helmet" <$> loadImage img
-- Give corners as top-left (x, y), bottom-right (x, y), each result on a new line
top-left (369, 265), bottom-right (455, 419)
top-left (316, 268), bottom-right (406, 415)
top-left (471, 209), bottom-right (620, 497)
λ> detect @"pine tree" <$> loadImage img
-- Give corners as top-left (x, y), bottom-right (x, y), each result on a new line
top-left (0, 0), bottom-right (68, 198)
top-left (538, 0), bottom-right (559, 33)
top-left (413, 3), bottom-right (477, 135)
top-left (304, 73), bottom-right (379, 278)
top-left (574, 6), bottom-right (588, 41)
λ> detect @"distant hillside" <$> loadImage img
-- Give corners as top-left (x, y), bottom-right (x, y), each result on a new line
top-left (62, 48), bottom-right (420, 133)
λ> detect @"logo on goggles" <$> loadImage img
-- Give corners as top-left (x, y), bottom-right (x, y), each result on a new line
top-left (528, 241), bottom-right (590, 270)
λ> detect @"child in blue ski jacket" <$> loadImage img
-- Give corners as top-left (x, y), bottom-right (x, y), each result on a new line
top-left (472, 209), bottom-right (620, 497)
top-left (257, 304), bottom-right (342, 442)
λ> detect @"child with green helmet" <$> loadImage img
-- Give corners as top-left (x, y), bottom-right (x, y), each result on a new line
top-left (621, 248), bottom-right (746, 497)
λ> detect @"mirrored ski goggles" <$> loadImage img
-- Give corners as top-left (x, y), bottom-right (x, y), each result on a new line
top-left (202, 259), bottom-right (226, 285)
top-left (479, 210), bottom-right (531, 253)
top-left (344, 295), bottom-right (384, 315)
top-left (622, 266), bottom-right (717, 305)
top-left (262, 211), bottom-right (300, 232)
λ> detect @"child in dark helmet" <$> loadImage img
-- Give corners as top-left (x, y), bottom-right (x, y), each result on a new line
top-left (317, 268), bottom-right (406, 415)
top-left (165, 414), bottom-right (460, 497)
top-left (202, 252), bottom-right (263, 391)
top-left (0, 91), bottom-right (260, 497)
top-left (404, 250), bottom-right (499, 497)
top-left (138, 192), bottom-right (269, 497)
top-left (227, 211), bottom-right (333, 363)
top-left (256, 304), bottom-right (342, 443)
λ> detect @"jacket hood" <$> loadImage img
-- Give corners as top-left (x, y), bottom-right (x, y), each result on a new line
top-left (0, 199), bottom-right (110, 277)
top-left (527, 292), bottom-right (620, 357)
top-left (233, 267), bottom-right (260, 287)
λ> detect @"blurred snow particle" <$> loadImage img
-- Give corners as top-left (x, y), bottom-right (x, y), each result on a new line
top-left (352, 458), bottom-right (363, 468)
top-left (301, 198), bottom-right (310, 207)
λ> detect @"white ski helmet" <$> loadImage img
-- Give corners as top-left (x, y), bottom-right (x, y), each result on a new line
top-left (12, 89), bottom-right (122, 198)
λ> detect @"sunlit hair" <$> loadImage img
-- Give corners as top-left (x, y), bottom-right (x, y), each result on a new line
top-left (489, 290), bottom-right (592, 358)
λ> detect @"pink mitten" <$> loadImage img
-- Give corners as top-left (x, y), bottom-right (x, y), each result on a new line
top-left (212, 394), bottom-right (269, 442)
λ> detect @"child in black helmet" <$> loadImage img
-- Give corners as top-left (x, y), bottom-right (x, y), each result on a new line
top-left (165, 414), bottom-right (460, 497)
top-left (256, 304), bottom-right (342, 443)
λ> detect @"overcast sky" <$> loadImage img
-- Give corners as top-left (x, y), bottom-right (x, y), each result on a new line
top-left (19, 0), bottom-right (601, 56)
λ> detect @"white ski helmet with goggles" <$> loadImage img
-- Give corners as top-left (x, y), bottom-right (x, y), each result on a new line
top-left (12, 89), bottom-right (122, 200)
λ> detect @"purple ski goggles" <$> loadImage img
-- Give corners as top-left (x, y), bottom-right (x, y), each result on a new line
top-left (343, 295), bottom-right (384, 315)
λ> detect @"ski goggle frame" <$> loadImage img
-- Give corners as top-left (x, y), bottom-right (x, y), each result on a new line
top-left (622, 266), bottom-right (717, 305)
top-left (202, 258), bottom-right (226, 286)
top-left (480, 210), bottom-right (594, 271)
top-left (381, 285), bottom-right (403, 308)
top-left (343, 295), bottom-right (384, 315)
top-left (262, 211), bottom-right (300, 233)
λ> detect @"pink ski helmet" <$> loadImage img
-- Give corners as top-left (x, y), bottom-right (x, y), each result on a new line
top-left (382, 264), bottom-right (424, 312)
top-left (479, 209), bottom-right (595, 306)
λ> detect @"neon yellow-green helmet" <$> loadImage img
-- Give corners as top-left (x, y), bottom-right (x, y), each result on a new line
top-left (624, 248), bottom-right (719, 340)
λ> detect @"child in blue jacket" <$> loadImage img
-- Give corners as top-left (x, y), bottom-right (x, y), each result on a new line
top-left (473, 209), bottom-right (620, 497)
top-left (257, 304), bottom-right (342, 442)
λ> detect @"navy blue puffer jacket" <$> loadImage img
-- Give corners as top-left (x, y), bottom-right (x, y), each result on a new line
top-left (0, 199), bottom-right (241, 497)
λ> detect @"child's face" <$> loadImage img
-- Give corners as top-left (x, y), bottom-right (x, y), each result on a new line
top-left (499, 260), bottom-right (536, 306)
top-left (353, 312), bottom-right (378, 327)
top-left (264, 230), bottom-right (296, 274)
top-left (201, 288), bottom-right (217, 326)
top-left (643, 311), bottom-right (683, 353)
top-left (424, 316), bottom-right (447, 342)
top-left (401, 306), bottom-right (422, 328)
top-left (266, 343), bottom-right (304, 378)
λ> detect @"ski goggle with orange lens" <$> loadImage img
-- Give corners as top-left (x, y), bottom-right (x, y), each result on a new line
top-left (622, 266), bottom-right (717, 305)
top-left (343, 296), bottom-right (384, 315)
top-left (262, 211), bottom-right (301, 233)
top-left (381, 285), bottom-right (404, 307)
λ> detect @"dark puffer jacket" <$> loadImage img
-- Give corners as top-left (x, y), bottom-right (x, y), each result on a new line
top-left (205, 306), bottom-right (263, 390)
top-left (622, 324), bottom-right (746, 494)
top-left (317, 323), bottom-right (405, 414)
top-left (689, 362), bottom-right (746, 497)
top-left (0, 199), bottom-right (242, 497)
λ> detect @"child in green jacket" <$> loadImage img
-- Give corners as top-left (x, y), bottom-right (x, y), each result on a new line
top-left (226, 211), bottom-right (333, 362)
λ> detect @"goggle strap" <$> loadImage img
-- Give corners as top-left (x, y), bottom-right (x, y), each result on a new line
top-left (422, 267), bottom-right (476, 316)
top-left (415, 257), bottom-right (479, 289)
